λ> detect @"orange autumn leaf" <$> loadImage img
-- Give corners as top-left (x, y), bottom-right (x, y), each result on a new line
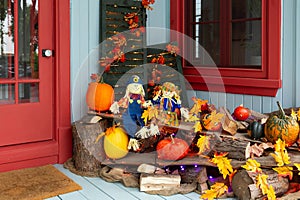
top-left (210, 152), bottom-right (233, 179)
top-left (270, 139), bottom-right (290, 166)
top-left (294, 163), bottom-right (300, 175)
top-left (242, 159), bottom-right (262, 173)
top-left (189, 97), bottom-right (208, 114)
top-left (256, 173), bottom-right (269, 195)
top-left (201, 182), bottom-right (228, 200)
top-left (267, 185), bottom-right (276, 200)
top-left (196, 135), bottom-right (210, 154)
top-left (193, 121), bottom-right (203, 133)
top-left (273, 166), bottom-right (293, 180)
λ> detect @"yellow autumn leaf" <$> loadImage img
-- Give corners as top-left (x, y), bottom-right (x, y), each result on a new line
top-left (256, 173), bottom-right (269, 195)
top-left (196, 135), bottom-right (210, 154)
top-left (186, 114), bottom-right (199, 122)
top-left (273, 166), bottom-right (293, 180)
top-left (270, 139), bottom-right (290, 166)
top-left (297, 108), bottom-right (300, 121)
top-left (267, 185), bottom-right (276, 200)
top-left (211, 152), bottom-right (233, 179)
top-left (201, 182), bottom-right (228, 200)
top-left (141, 109), bottom-right (149, 124)
top-left (291, 109), bottom-right (297, 120)
top-left (202, 110), bottom-right (224, 127)
top-left (242, 159), bottom-right (262, 173)
top-left (193, 121), bottom-right (203, 133)
top-left (141, 106), bottom-right (158, 124)
top-left (294, 163), bottom-right (300, 175)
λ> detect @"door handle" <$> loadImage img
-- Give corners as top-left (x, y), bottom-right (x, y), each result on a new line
top-left (42, 49), bottom-right (53, 57)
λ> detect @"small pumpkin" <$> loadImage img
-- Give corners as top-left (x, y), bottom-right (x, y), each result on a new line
top-left (86, 81), bottom-right (114, 112)
top-left (233, 105), bottom-right (250, 121)
top-left (202, 111), bottom-right (223, 131)
top-left (156, 137), bottom-right (189, 160)
top-left (247, 121), bottom-right (264, 140)
top-left (96, 125), bottom-right (129, 159)
top-left (264, 101), bottom-right (299, 146)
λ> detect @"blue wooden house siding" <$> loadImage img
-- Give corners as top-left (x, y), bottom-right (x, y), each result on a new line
top-left (70, 0), bottom-right (300, 121)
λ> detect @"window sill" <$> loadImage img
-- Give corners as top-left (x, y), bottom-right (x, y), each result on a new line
top-left (184, 72), bottom-right (282, 96)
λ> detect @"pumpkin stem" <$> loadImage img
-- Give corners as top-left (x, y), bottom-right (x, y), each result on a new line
top-left (99, 76), bottom-right (104, 83)
top-left (277, 101), bottom-right (286, 119)
top-left (170, 134), bottom-right (175, 144)
top-left (95, 132), bottom-right (106, 143)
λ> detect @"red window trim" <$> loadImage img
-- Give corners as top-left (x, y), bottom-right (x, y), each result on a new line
top-left (170, 0), bottom-right (281, 96)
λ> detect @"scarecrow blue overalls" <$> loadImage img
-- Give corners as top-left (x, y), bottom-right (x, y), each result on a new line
top-left (122, 75), bottom-right (145, 138)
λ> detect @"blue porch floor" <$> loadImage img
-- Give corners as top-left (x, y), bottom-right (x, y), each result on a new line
top-left (46, 164), bottom-right (208, 200)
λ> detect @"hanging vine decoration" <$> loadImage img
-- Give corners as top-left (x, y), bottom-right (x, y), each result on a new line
top-left (99, 34), bottom-right (127, 72)
top-left (142, 0), bottom-right (155, 10)
top-left (99, 1), bottom-right (156, 72)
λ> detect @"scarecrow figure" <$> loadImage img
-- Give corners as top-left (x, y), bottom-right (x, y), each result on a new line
top-left (110, 75), bottom-right (148, 151)
top-left (154, 82), bottom-right (181, 126)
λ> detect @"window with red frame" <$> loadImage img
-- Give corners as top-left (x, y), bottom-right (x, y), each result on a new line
top-left (170, 0), bottom-right (281, 96)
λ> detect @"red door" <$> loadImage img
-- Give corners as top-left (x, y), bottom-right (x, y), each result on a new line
top-left (0, 0), bottom-right (54, 147)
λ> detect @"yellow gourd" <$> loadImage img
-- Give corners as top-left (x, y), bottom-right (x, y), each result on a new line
top-left (96, 125), bottom-right (129, 159)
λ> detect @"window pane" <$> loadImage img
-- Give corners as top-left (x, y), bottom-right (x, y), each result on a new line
top-left (0, 84), bottom-right (15, 104)
top-left (18, 0), bottom-right (39, 79)
top-left (18, 82), bottom-right (39, 103)
top-left (231, 0), bottom-right (262, 67)
top-left (0, 0), bottom-right (15, 79)
top-left (231, 20), bottom-right (262, 66)
top-left (195, 0), bottom-right (220, 22)
top-left (193, 0), bottom-right (220, 64)
top-left (197, 23), bottom-right (220, 64)
top-left (232, 0), bottom-right (261, 19)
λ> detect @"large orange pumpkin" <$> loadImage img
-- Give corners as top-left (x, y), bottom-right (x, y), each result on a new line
top-left (264, 101), bottom-right (299, 146)
top-left (86, 82), bottom-right (114, 112)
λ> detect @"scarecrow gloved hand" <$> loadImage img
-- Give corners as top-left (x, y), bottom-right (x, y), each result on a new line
top-left (127, 138), bottom-right (140, 151)
top-left (135, 124), bottom-right (160, 139)
top-left (109, 101), bottom-right (120, 114)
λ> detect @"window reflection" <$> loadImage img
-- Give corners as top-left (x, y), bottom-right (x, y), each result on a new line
top-left (18, 0), bottom-right (39, 79)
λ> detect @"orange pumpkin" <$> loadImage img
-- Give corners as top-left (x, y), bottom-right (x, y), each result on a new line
top-left (156, 137), bottom-right (189, 160)
top-left (86, 82), bottom-right (114, 112)
top-left (264, 101), bottom-right (299, 146)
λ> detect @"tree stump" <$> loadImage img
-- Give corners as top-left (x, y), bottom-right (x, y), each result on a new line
top-left (72, 115), bottom-right (108, 174)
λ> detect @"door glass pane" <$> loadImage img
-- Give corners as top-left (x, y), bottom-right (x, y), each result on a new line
top-left (18, 0), bottom-right (39, 79)
top-left (0, 0), bottom-right (15, 79)
top-left (0, 84), bottom-right (15, 104)
top-left (18, 82), bottom-right (39, 103)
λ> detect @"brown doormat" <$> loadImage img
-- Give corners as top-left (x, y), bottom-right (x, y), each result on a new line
top-left (0, 165), bottom-right (82, 200)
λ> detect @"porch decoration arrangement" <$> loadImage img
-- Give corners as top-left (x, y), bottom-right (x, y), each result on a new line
top-left (76, 87), bottom-right (300, 199)
top-left (68, 0), bottom-right (300, 199)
